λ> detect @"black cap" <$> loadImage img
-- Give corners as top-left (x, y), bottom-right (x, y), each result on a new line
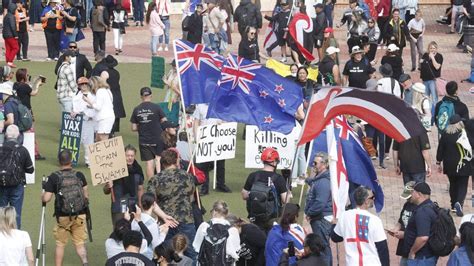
top-left (162, 121), bottom-right (178, 130)
top-left (450, 114), bottom-right (462, 125)
top-left (140, 87), bottom-right (152, 96)
top-left (414, 182), bottom-right (431, 195)
top-left (399, 73), bottom-right (411, 83)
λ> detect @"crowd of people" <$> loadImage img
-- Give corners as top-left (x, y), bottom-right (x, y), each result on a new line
top-left (0, 0), bottom-right (472, 264)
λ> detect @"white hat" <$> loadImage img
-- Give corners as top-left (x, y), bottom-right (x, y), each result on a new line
top-left (351, 45), bottom-right (364, 55)
top-left (387, 43), bottom-right (400, 52)
top-left (326, 46), bottom-right (340, 55)
top-left (412, 82), bottom-right (426, 94)
top-left (48, 0), bottom-right (61, 4)
top-left (0, 84), bottom-right (13, 96)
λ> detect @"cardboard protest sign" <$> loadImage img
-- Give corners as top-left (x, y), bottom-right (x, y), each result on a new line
top-left (88, 136), bottom-right (129, 186)
top-left (24, 132), bottom-right (35, 184)
top-left (58, 112), bottom-right (83, 166)
top-left (245, 125), bottom-right (300, 169)
top-left (196, 122), bottom-right (237, 163)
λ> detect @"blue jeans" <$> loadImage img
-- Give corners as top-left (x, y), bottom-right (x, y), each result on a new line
top-left (165, 223), bottom-right (197, 263)
top-left (324, 3), bottom-right (334, 28)
top-left (86, 0), bottom-right (93, 22)
top-left (159, 18), bottom-right (170, 45)
top-left (151, 35), bottom-right (159, 54)
top-left (208, 33), bottom-right (220, 53)
top-left (0, 184), bottom-right (25, 228)
top-left (132, 0), bottom-right (144, 22)
top-left (67, 28), bottom-right (78, 43)
top-left (291, 145), bottom-right (306, 179)
top-left (407, 256), bottom-right (438, 266)
top-left (403, 172), bottom-right (426, 184)
top-left (310, 218), bottom-right (332, 266)
top-left (424, 80), bottom-right (437, 107)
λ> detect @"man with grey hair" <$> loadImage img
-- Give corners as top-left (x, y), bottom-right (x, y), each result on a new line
top-left (304, 152), bottom-right (333, 265)
top-left (0, 124), bottom-right (34, 229)
top-left (331, 186), bottom-right (389, 266)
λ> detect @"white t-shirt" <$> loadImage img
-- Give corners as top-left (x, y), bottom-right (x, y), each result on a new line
top-left (91, 88), bottom-right (115, 121)
top-left (407, 18), bottom-right (425, 33)
top-left (376, 77), bottom-right (401, 98)
top-left (334, 208), bottom-right (387, 266)
top-left (72, 91), bottom-right (96, 120)
top-left (0, 229), bottom-right (32, 265)
top-left (105, 238), bottom-right (148, 259)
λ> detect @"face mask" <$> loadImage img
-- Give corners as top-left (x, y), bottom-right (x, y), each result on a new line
top-left (291, 73), bottom-right (296, 77)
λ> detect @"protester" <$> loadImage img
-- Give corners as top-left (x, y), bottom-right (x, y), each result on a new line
top-left (377, 63), bottom-right (402, 98)
top-left (156, 0), bottom-right (171, 51)
top-left (172, 234), bottom-right (193, 265)
top-left (56, 49), bottom-right (78, 112)
top-left (364, 18), bottom-right (380, 62)
top-left (265, 203), bottom-right (306, 266)
top-left (103, 144), bottom-right (145, 225)
top-left (343, 45), bottom-right (372, 88)
top-left (146, 149), bottom-right (197, 261)
top-left (132, 0), bottom-right (145, 26)
top-left (420, 41), bottom-right (443, 105)
top-left (0, 125), bottom-right (34, 229)
top-left (226, 214), bottom-right (266, 266)
top-left (304, 152), bottom-right (333, 265)
top-left (389, 181), bottom-right (418, 266)
top-left (90, 0), bottom-right (109, 55)
top-left (0, 206), bottom-right (34, 266)
top-left (15, 0), bottom-right (30, 62)
top-left (399, 73), bottom-right (414, 105)
top-left (234, 0), bottom-right (262, 38)
top-left (131, 87), bottom-right (167, 177)
top-left (318, 46), bottom-right (341, 85)
top-left (447, 222), bottom-right (474, 265)
top-left (402, 182), bottom-right (438, 265)
top-left (238, 26), bottom-right (260, 62)
top-left (112, 2), bottom-right (126, 55)
top-left (184, 3), bottom-right (204, 44)
top-left (146, 2), bottom-right (165, 56)
top-left (102, 55), bottom-right (125, 136)
top-left (331, 186), bottom-right (390, 266)
top-left (55, 41), bottom-right (93, 81)
top-left (434, 81), bottom-right (470, 132)
top-left (380, 44), bottom-right (404, 82)
top-left (193, 200), bottom-right (240, 265)
top-left (279, 233), bottom-right (328, 266)
top-left (153, 243), bottom-right (182, 265)
top-left (285, 63), bottom-right (299, 80)
top-left (387, 8), bottom-right (409, 55)
top-left (437, 114), bottom-right (472, 217)
top-left (61, 0), bottom-right (79, 43)
top-left (321, 27), bottom-right (339, 65)
top-left (3, 3), bottom-right (20, 68)
top-left (264, 0), bottom-right (290, 62)
top-left (411, 82), bottom-right (432, 131)
top-left (203, 0), bottom-right (226, 54)
top-left (407, 10), bottom-right (425, 72)
top-left (313, 3), bottom-right (327, 62)
top-left (40, 0), bottom-right (63, 61)
top-left (161, 121), bottom-right (178, 150)
top-left (42, 150), bottom-right (89, 266)
top-left (71, 77), bottom-right (95, 166)
top-left (106, 230), bottom-right (154, 265)
top-left (84, 76), bottom-right (115, 141)
top-left (347, 10), bottom-right (367, 54)
top-left (163, 60), bottom-right (179, 103)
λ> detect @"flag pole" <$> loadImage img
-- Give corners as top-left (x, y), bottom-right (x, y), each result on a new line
top-left (298, 139), bottom-right (314, 206)
top-left (213, 160), bottom-right (217, 190)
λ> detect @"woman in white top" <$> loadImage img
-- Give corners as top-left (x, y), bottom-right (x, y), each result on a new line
top-left (0, 206), bottom-right (34, 266)
top-left (193, 200), bottom-right (240, 265)
top-left (112, 2), bottom-right (126, 55)
top-left (72, 77), bottom-right (96, 166)
top-left (411, 82), bottom-right (432, 131)
top-left (407, 9), bottom-right (425, 72)
top-left (83, 76), bottom-right (115, 141)
top-left (156, 0), bottom-right (171, 51)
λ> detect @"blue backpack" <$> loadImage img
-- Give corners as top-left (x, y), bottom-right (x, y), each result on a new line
top-left (436, 100), bottom-right (455, 132)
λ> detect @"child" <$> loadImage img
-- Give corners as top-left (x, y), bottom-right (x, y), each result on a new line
top-left (172, 234), bottom-right (193, 266)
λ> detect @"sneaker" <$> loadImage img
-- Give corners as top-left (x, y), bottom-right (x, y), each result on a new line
top-left (22, 58), bottom-right (30, 62)
top-left (115, 49), bottom-right (119, 55)
top-left (384, 154), bottom-right (390, 160)
top-left (382, 45), bottom-right (387, 49)
top-left (411, 67), bottom-right (416, 72)
top-left (266, 49), bottom-right (272, 57)
top-left (280, 57), bottom-right (287, 63)
top-left (54, 57), bottom-right (59, 61)
top-left (158, 46), bottom-right (163, 52)
top-left (371, 156), bottom-right (377, 160)
top-left (454, 202), bottom-right (464, 217)
top-left (164, 46), bottom-right (169, 52)
top-left (216, 185), bottom-right (232, 193)
top-left (446, 30), bottom-right (455, 34)
top-left (135, 21), bottom-right (139, 26)
top-left (377, 46), bottom-right (381, 50)
top-left (378, 164), bottom-right (387, 169)
top-left (140, 22), bottom-right (144, 27)
top-left (46, 58), bottom-right (52, 61)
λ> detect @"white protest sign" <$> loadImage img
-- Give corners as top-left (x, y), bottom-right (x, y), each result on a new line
top-left (245, 125), bottom-right (300, 169)
top-left (88, 136), bottom-right (128, 186)
top-left (24, 133), bottom-right (35, 184)
top-left (196, 122), bottom-right (237, 163)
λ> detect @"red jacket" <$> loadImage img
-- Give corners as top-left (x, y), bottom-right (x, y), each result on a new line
top-left (376, 0), bottom-right (391, 17)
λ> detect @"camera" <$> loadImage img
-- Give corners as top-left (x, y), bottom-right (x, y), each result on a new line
top-left (39, 75), bottom-right (46, 83)
top-left (120, 197), bottom-right (137, 213)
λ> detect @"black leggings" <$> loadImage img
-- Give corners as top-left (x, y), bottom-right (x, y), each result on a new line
top-left (448, 175), bottom-right (469, 208)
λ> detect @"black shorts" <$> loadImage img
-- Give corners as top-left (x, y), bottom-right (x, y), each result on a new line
top-left (276, 32), bottom-right (288, 46)
top-left (139, 143), bottom-right (164, 161)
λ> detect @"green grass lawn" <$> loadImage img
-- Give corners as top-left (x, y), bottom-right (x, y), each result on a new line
top-left (15, 60), bottom-right (303, 265)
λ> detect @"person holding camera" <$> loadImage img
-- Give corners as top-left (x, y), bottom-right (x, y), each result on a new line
top-left (41, 149), bottom-right (89, 266)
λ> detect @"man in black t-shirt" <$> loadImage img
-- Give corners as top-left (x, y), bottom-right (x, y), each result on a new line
top-left (106, 230), bottom-right (154, 266)
top-left (343, 46), bottom-right (371, 89)
top-left (393, 132), bottom-right (432, 184)
top-left (241, 147), bottom-right (289, 232)
top-left (130, 87), bottom-right (167, 179)
top-left (42, 150), bottom-right (89, 266)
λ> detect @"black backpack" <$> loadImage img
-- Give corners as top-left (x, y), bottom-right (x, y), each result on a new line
top-left (55, 170), bottom-right (87, 216)
top-left (247, 173), bottom-right (280, 222)
top-left (0, 144), bottom-right (23, 187)
top-left (182, 15), bottom-right (191, 31)
top-left (198, 221), bottom-right (234, 266)
top-left (428, 202), bottom-right (456, 257)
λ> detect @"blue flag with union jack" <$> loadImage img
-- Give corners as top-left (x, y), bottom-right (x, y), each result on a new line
top-left (174, 39), bottom-right (224, 106)
top-left (310, 117), bottom-right (384, 213)
top-left (207, 55), bottom-right (303, 134)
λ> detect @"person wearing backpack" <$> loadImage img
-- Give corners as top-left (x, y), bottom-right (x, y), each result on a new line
top-left (241, 147), bottom-right (290, 232)
top-left (402, 182), bottom-right (439, 265)
top-left (436, 114), bottom-right (472, 217)
top-left (193, 200), bottom-right (240, 266)
top-left (41, 149), bottom-right (89, 266)
top-left (435, 81), bottom-right (470, 134)
top-left (0, 125), bottom-right (34, 229)
top-left (1, 83), bottom-right (33, 139)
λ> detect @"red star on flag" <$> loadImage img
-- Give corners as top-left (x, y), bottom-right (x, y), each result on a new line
top-left (274, 84), bottom-right (284, 94)
top-left (259, 90), bottom-right (269, 98)
top-left (278, 98), bottom-right (286, 107)
top-left (264, 115), bottom-right (273, 124)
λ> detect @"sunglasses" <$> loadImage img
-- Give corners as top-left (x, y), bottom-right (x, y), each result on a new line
top-left (69, 46), bottom-right (77, 49)
top-left (249, 32), bottom-right (256, 35)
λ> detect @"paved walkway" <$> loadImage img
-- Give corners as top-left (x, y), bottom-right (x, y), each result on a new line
top-left (23, 5), bottom-right (472, 265)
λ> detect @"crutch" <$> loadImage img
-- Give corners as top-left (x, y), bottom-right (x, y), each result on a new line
top-left (35, 176), bottom-right (46, 266)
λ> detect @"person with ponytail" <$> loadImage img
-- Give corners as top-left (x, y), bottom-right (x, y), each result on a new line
top-left (172, 234), bottom-right (193, 266)
top-left (448, 222), bottom-right (474, 265)
top-left (154, 243), bottom-right (182, 265)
